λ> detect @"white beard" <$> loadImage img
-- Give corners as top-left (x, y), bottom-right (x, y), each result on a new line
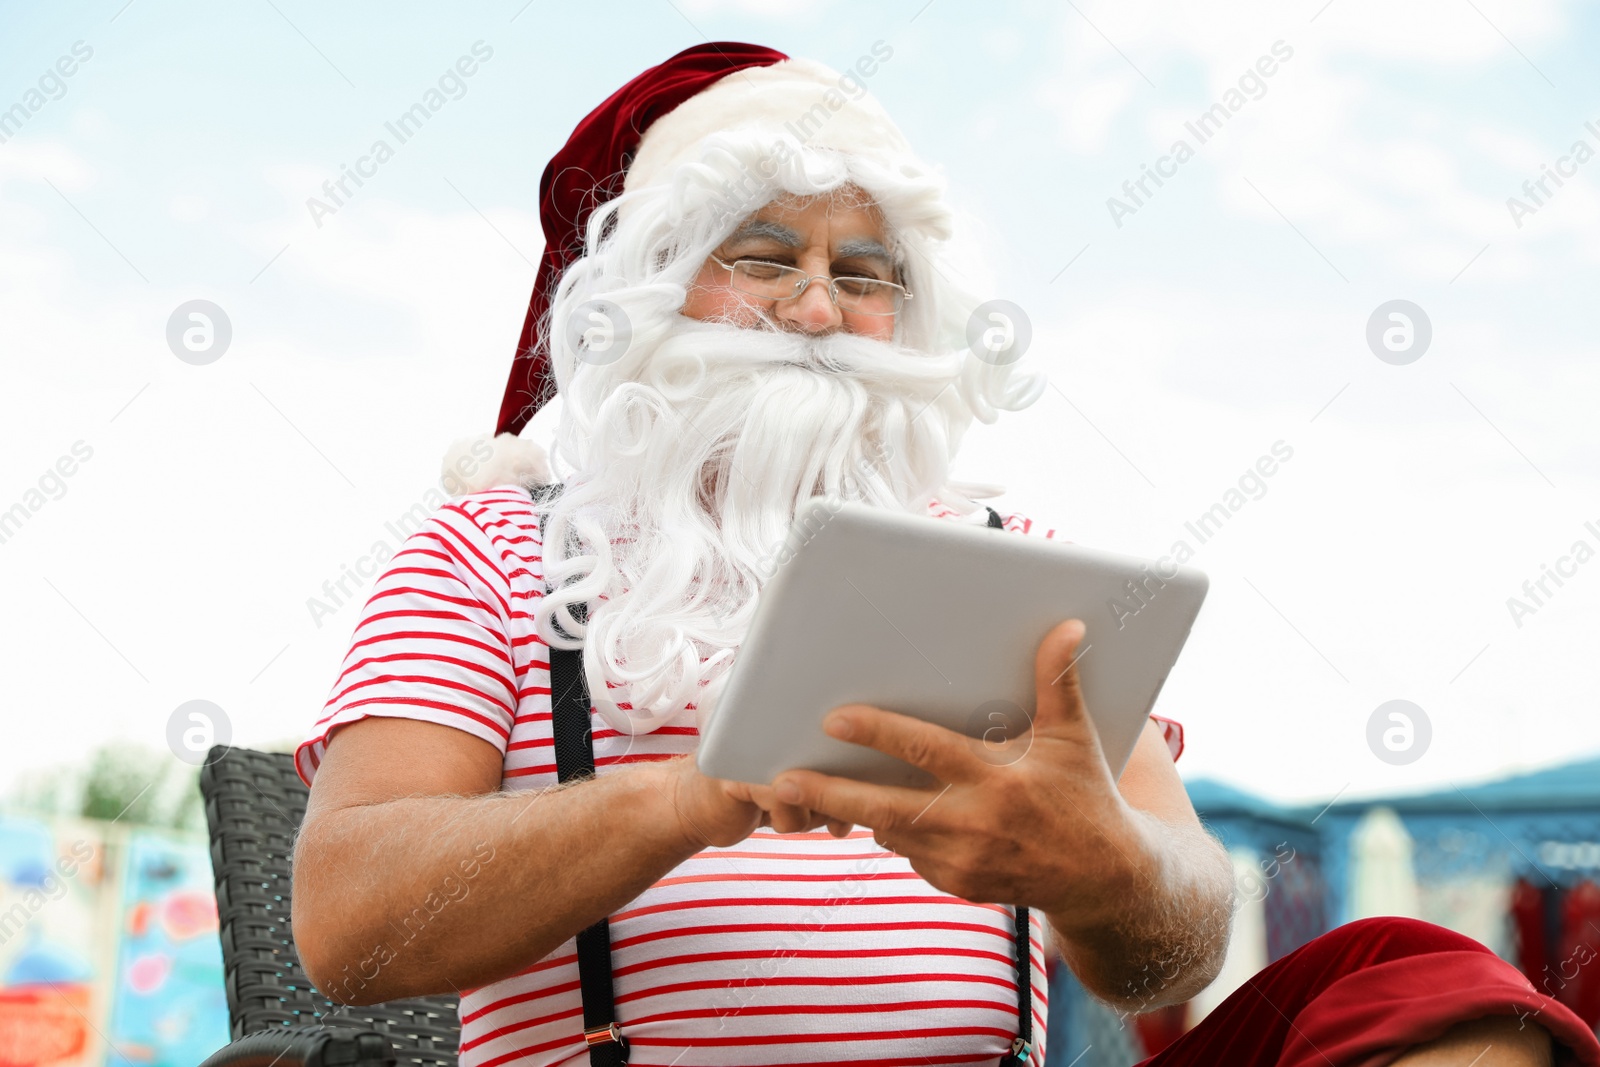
top-left (537, 314), bottom-right (975, 735)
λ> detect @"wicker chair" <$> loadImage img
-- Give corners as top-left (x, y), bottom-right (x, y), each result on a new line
top-left (197, 746), bottom-right (464, 1067)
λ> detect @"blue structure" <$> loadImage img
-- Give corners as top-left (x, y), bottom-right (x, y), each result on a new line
top-left (1189, 754), bottom-right (1600, 932)
top-left (1042, 754), bottom-right (1600, 1063)
top-left (1313, 755), bottom-right (1600, 929)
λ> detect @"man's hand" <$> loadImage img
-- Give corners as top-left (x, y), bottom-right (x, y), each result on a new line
top-left (743, 617), bottom-right (1235, 1010)
top-left (661, 752), bottom-right (767, 848)
top-left (661, 752), bottom-right (835, 849)
top-left (745, 619), bottom-right (1149, 922)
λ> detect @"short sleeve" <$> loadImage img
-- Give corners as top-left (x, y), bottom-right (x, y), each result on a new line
top-left (993, 509), bottom-right (1066, 541)
top-left (1150, 715), bottom-right (1184, 762)
top-left (294, 501), bottom-right (521, 787)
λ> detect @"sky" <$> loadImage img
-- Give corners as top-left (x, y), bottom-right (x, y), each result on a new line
top-left (1, 0), bottom-right (1597, 807)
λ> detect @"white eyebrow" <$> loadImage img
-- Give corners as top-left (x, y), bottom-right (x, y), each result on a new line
top-left (727, 222), bottom-right (891, 265)
top-left (833, 237), bottom-right (891, 263)
top-left (728, 219), bottom-right (804, 247)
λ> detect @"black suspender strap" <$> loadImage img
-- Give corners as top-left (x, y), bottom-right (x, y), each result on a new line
top-left (1003, 907), bottom-right (1035, 1065)
top-left (549, 630), bottom-right (601, 785)
top-left (540, 497), bottom-right (630, 1065)
top-left (986, 505), bottom-right (1035, 1067)
top-left (549, 642), bottom-right (629, 1064)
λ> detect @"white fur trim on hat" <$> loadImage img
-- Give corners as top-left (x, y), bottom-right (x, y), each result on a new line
top-left (622, 56), bottom-right (912, 196)
top-left (442, 432), bottom-right (553, 497)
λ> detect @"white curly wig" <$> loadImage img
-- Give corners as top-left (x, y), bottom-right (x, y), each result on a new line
top-left (453, 57), bottom-right (1045, 735)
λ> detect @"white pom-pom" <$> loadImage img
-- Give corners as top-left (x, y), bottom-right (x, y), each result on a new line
top-left (441, 432), bottom-right (553, 497)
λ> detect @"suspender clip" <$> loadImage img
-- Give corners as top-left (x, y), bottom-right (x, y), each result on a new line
top-left (1010, 1036), bottom-right (1031, 1060)
top-left (584, 1022), bottom-right (626, 1048)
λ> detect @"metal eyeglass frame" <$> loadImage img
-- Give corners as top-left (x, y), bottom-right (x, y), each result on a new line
top-left (706, 254), bottom-right (913, 317)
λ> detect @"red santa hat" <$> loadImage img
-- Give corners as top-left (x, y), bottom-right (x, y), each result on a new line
top-left (446, 41), bottom-right (918, 492)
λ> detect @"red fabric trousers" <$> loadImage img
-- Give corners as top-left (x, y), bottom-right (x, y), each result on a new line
top-left (1134, 917), bottom-right (1600, 1067)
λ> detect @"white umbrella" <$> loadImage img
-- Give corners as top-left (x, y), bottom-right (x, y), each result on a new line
top-left (1349, 806), bottom-right (1421, 919)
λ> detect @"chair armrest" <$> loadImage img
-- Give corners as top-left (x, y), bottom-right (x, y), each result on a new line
top-left (198, 1027), bottom-right (396, 1067)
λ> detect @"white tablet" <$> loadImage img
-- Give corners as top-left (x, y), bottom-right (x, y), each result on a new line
top-left (696, 499), bottom-right (1208, 789)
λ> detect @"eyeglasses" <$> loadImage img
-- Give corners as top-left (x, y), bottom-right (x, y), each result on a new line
top-left (707, 254), bottom-right (913, 317)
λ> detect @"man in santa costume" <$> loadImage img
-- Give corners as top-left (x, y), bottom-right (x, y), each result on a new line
top-left (290, 42), bottom-right (1600, 1067)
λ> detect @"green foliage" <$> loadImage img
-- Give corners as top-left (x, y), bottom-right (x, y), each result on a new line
top-left (79, 745), bottom-right (162, 823)
top-left (6, 742), bottom-right (205, 832)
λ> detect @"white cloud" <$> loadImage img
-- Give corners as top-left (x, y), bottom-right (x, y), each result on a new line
top-left (1037, 0), bottom-right (1593, 279)
top-left (1039, 72), bottom-right (1140, 154)
top-left (0, 137), bottom-right (95, 187)
top-left (167, 193), bottom-right (211, 223)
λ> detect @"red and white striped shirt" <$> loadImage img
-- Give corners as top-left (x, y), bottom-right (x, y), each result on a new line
top-left (298, 487), bottom-right (1176, 1066)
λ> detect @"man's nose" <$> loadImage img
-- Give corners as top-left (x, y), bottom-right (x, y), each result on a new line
top-left (774, 274), bottom-right (843, 334)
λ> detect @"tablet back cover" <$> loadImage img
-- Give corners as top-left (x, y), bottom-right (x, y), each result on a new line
top-left (697, 499), bottom-right (1207, 787)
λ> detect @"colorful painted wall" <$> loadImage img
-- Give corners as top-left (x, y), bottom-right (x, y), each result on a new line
top-left (0, 816), bottom-right (229, 1067)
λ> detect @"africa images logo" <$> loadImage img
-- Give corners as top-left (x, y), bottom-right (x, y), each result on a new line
top-left (1106, 40), bottom-right (1295, 228)
top-left (1108, 440), bottom-right (1295, 629)
top-left (1504, 517), bottom-right (1600, 630)
top-left (305, 41), bottom-right (494, 228)
top-left (1504, 117), bottom-right (1600, 229)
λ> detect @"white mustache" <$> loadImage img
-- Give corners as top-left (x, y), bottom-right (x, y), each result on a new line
top-left (646, 315), bottom-right (961, 396)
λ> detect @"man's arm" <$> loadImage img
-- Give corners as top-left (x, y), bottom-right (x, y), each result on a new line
top-left (748, 618), bottom-right (1235, 1014)
top-left (291, 716), bottom-right (773, 1005)
top-left (1043, 717), bottom-right (1234, 1012)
